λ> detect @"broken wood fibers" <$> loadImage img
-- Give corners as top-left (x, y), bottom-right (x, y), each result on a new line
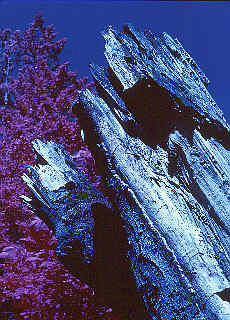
top-left (22, 24), bottom-right (230, 319)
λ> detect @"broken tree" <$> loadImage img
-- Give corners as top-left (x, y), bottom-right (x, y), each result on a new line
top-left (20, 140), bottom-right (147, 319)
top-left (22, 24), bottom-right (230, 319)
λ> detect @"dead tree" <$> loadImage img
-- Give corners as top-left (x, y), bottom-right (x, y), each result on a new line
top-left (21, 140), bottom-right (148, 319)
top-left (22, 24), bottom-right (230, 319)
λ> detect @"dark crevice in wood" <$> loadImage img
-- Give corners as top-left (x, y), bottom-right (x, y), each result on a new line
top-left (106, 65), bottom-right (124, 98)
top-left (216, 288), bottom-right (230, 302)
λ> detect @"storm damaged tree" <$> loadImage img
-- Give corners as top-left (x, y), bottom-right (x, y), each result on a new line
top-left (21, 24), bottom-right (230, 319)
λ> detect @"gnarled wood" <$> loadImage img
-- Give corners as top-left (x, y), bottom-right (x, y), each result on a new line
top-left (21, 139), bottom-right (148, 319)
top-left (74, 24), bottom-right (230, 319)
top-left (22, 24), bottom-right (230, 319)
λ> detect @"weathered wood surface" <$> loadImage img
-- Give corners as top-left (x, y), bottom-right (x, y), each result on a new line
top-left (73, 24), bottom-right (230, 319)
top-left (20, 139), bottom-right (148, 319)
top-left (22, 24), bottom-right (230, 319)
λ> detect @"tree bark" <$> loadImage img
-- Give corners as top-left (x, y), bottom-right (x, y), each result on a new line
top-left (22, 24), bottom-right (230, 319)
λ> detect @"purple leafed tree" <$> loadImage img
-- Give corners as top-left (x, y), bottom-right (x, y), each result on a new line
top-left (0, 13), bottom-right (118, 320)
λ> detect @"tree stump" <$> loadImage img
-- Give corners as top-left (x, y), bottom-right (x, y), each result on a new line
top-left (22, 24), bottom-right (230, 319)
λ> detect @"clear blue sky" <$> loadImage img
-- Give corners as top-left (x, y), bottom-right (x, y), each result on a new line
top-left (0, 1), bottom-right (229, 122)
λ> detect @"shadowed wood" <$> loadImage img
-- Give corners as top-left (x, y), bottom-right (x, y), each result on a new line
top-left (22, 24), bottom-right (230, 319)
top-left (75, 24), bottom-right (230, 319)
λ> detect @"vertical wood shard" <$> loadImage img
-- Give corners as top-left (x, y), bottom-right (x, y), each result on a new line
top-left (75, 24), bottom-right (230, 319)
top-left (22, 23), bottom-right (230, 319)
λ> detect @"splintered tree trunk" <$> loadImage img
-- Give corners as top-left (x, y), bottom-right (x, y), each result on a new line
top-left (22, 24), bottom-right (230, 319)
top-left (21, 140), bottom-right (148, 319)
top-left (74, 25), bottom-right (230, 319)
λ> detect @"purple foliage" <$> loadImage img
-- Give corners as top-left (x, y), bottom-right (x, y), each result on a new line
top-left (0, 13), bottom-right (119, 320)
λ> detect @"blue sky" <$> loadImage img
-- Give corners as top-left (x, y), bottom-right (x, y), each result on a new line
top-left (0, 1), bottom-right (229, 122)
